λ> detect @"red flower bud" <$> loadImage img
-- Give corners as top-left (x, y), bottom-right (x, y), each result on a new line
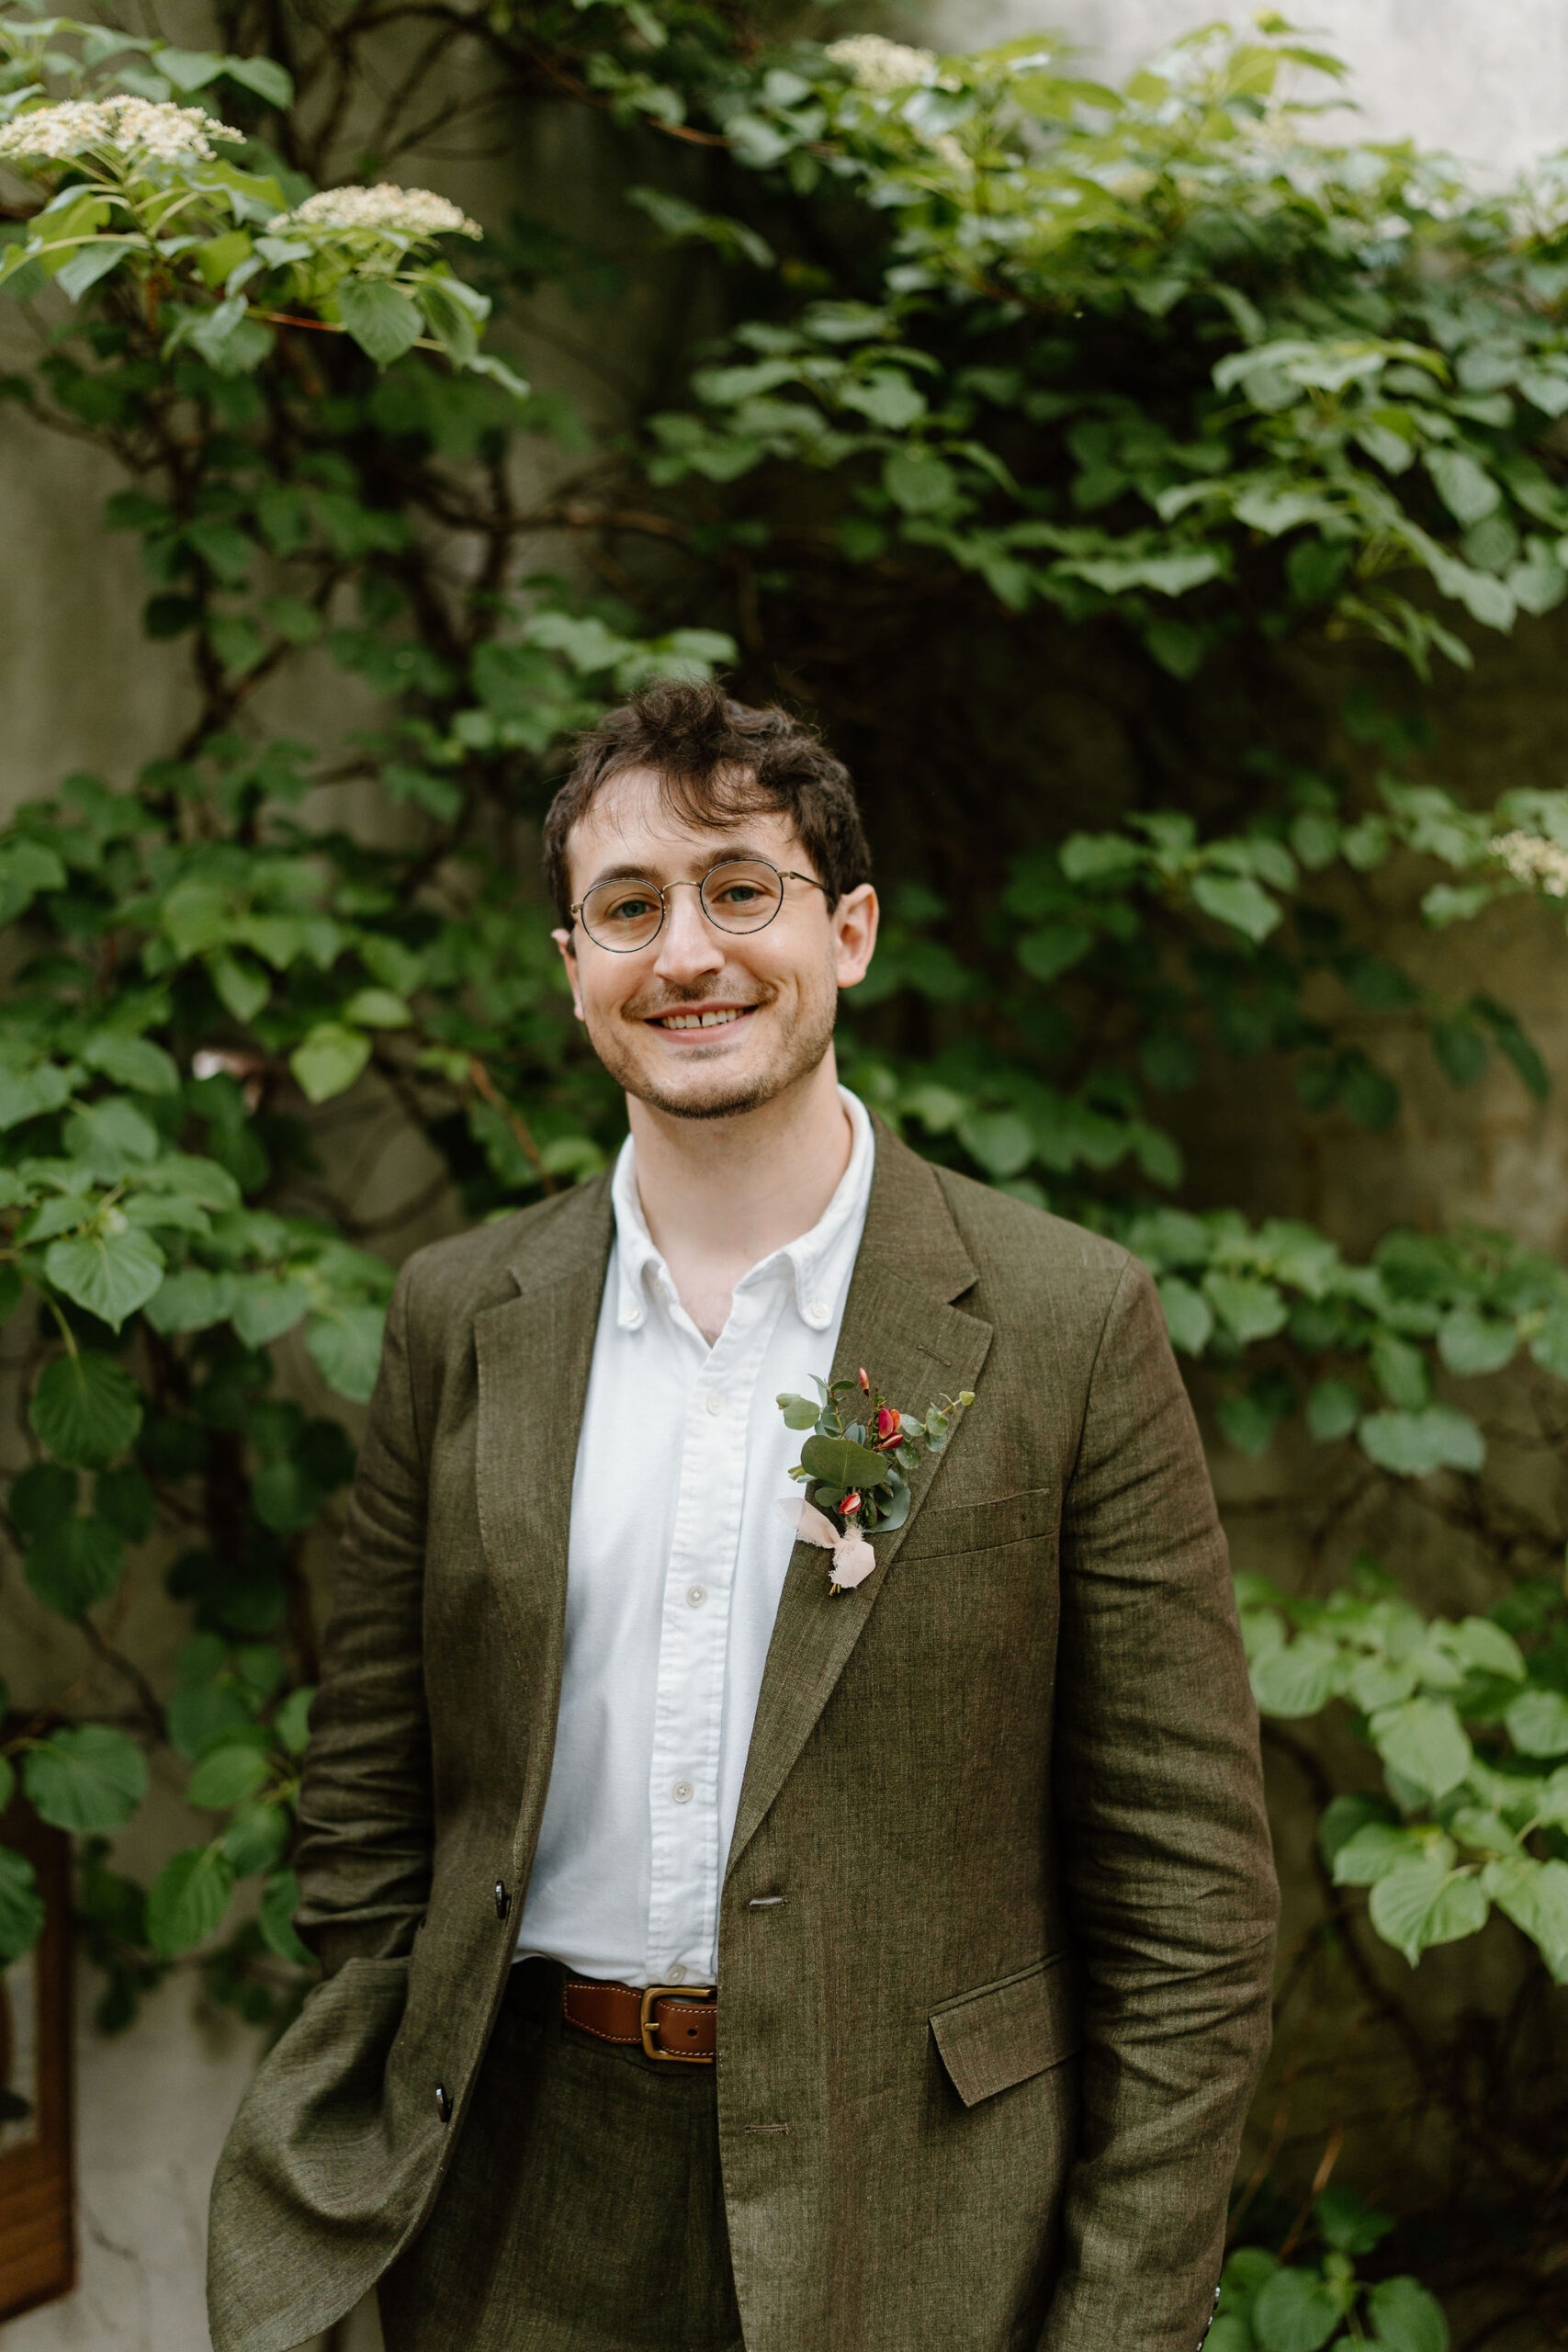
top-left (858, 1366), bottom-right (871, 1392)
top-left (841, 1491), bottom-right (862, 1516)
top-left (874, 1405), bottom-right (899, 1442)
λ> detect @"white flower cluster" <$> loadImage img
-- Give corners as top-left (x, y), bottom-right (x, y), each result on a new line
top-left (269, 183), bottom-right (481, 241)
top-left (1491, 830), bottom-right (1568, 897)
top-left (0, 96), bottom-right (242, 166)
top-left (825, 35), bottom-right (938, 95)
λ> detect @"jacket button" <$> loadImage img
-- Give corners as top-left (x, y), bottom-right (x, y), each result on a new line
top-left (494, 1881), bottom-right (512, 1920)
top-left (435, 2084), bottom-right (451, 2123)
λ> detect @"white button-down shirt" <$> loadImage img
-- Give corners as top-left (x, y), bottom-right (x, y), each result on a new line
top-left (513, 1087), bottom-right (874, 1987)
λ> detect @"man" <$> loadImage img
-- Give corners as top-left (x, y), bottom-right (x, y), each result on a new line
top-left (209, 682), bottom-right (1278, 2352)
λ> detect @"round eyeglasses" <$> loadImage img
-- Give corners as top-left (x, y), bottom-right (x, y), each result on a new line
top-left (570, 858), bottom-right (830, 954)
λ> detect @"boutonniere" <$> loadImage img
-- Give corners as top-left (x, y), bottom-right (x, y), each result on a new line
top-left (776, 1366), bottom-right (976, 1596)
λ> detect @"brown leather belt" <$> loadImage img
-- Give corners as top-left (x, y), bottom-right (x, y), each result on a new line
top-left (563, 1976), bottom-right (717, 2063)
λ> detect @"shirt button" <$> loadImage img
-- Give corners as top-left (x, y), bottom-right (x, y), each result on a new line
top-left (705, 1392), bottom-right (723, 1416)
top-left (667, 1962), bottom-right (687, 1983)
top-left (620, 1305), bottom-right (642, 1329)
top-left (807, 1299), bottom-right (829, 1323)
top-left (671, 1779), bottom-right (694, 1804)
top-left (686, 1585), bottom-right (707, 1610)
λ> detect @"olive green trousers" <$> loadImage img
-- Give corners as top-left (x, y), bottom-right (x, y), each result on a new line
top-left (377, 1961), bottom-right (744, 2352)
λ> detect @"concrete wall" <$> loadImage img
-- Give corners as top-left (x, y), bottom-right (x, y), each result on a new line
top-left (5, 5), bottom-right (1568, 2347)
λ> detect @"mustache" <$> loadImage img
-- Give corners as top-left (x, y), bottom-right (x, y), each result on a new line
top-left (626, 983), bottom-right (773, 1021)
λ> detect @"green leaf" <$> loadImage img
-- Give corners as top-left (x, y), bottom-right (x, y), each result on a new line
top-left (187, 1736), bottom-right (271, 1809)
top-left (252, 1455), bottom-right (324, 1534)
top-left (210, 950), bottom-right (270, 1023)
top-left (1306, 1378), bottom-right (1360, 1441)
top-left (0, 1060), bottom-right (73, 1130)
top-left (0, 1846), bottom-right (45, 1963)
top-left (798, 1432), bottom-right (893, 1491)
top-left (1369, 1860), bottom-right (1489, 1965)
top-left (1331, 1823), bottom-right (1437, 1884)
top-left (1483, 1855), bottom-right (1568, 1978)
top-left (231, 1278), bottom-right (310, 1350)
top-left (1250, 2267), bottom-right (1341, 2352)
top-left (342, 988), bottom-right (412, 1029)
top-left (1366, 2277), bottom-right (1450, 2352)
top-left (305, 1307), bottom-right (386, 1403)
top-left (274, 1685), bottom-right (315, 1755)
top-left (1505, 1687), bottom-right (1568, 1758)
top-left (221, 52), bottom-right (294, 107)
top-left (1370, 1331), bottom-right (1428, 1409)
top-left (1317, 1791), bottom-right (1396, 1869)
top-left (1314, 2188), bottom-right (1394, 2256)
top-left (1250, 1634), bottom-right (1339, 1718)
top-left (7, 1462), bottom-right (78, 1536)
top-left (1358, 1407), bottom-right (1484, 1478)
top-left (1204, 1272), bottom-right (1288, 1344)
top-left (1190, 872), bottom-right (1281, 942)
top-left (1157, 1276), bottom-right (1213, 1355)
top-left (95, 1464), bottom-right (156, 1543)
top-left (338, 278), bottom-right (424, 368)
top-left (30, 1351), bottom-right (143, 1468)
top-left (259, 1864), bottom-right (312, 1964)
top-left (24, 1514), bottom-right (125, 1616)
top-left (884, 447), bottom-right (959, 516)
top-left (776, 1392), bottom-right (821, 1430)
top-left (1437, 1307), bottom-right (1516, 1376)
top-left (44, 1225), bottom-right (165, 1330)
top-left (143, 1268), bottom-right (237, 1335)
top-left (1370, 1696), bottom-right (1472, 1799)
top-left (221, 1801), bottom-right (290, 1876)
top-left (146, 1842), bottom-right (236, 1955)
top-left (23, 1724), bottom-right (147, 1831)
top-left (956, 1111), bottom-right (1034, 1180)
top-left (1016, 925), bottom-right (1093, 985)
top-left (83, 1034), bottom-right (180, 1095)
top-left (1427, 448), bottom-right (1500, 526)
top-left (290, 1022), bottom-right (372, 1103)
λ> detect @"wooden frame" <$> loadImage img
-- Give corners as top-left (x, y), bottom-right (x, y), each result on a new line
top-left (0, 1764), bottom-right (73, 2323)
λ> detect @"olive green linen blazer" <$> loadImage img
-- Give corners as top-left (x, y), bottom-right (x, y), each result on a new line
top-left (208, 1120), bottom-right (1278, 2352)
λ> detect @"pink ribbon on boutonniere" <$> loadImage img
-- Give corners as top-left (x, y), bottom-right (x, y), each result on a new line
top-left (776, 1496), bottom-right (877, 1590)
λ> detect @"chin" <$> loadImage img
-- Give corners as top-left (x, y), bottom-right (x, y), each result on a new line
top-left (632, 1065), bottom-right (783, 1122)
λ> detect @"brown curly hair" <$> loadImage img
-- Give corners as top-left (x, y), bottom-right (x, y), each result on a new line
top-left (541, 678), bottom-right (872, 927)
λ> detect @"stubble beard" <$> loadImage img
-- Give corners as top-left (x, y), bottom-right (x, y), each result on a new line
top-left (588, 976), bottom-right (839, 1123)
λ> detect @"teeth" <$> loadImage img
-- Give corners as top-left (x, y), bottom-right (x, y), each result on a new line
top-left (659, 1008), bottom-right (745, 1029)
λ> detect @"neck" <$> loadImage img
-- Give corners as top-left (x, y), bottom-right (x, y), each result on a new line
top-left (627, 1054), bottom-right (854, 1340)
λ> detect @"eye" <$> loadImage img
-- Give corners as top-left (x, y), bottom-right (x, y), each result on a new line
top-left (600, 889), bottom-right (660, 926)
top-left (713, 880), bottom-right (765, 909)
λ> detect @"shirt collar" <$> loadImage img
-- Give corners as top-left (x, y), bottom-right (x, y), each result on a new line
top-left (610, 1086), bottom-right (874, 1335)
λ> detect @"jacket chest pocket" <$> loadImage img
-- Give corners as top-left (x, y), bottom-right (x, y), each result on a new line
top-left (897, 1484), bottom-right (1055, 1566)
top-left (930, 1951), bottom-right (1080, 2108)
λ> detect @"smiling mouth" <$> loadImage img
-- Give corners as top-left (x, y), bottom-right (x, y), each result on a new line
top-left (649, 1005), bottom-right (758, 1033)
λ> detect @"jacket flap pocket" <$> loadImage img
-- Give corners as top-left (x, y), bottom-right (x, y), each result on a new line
top-left (930, 1952), bottom-right (1079, 2109)
top-left (898, 1485), bottom-right (1055, 1565)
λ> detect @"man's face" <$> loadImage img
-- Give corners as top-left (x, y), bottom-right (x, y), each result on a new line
top-left (554, 767), bottom-right (878, 1123)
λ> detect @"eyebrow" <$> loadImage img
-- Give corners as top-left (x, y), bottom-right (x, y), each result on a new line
top-left (584, 844), bottom-right (782, 891)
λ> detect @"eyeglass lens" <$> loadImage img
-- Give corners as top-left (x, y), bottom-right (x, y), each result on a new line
top-left (580, 860), bottom-right (785, 951)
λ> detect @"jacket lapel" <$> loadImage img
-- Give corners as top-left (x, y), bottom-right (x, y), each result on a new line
top-left (473, 1179), bottom-right (615, 1700)
top-left (725, 1125), bottom-right (993, 1881)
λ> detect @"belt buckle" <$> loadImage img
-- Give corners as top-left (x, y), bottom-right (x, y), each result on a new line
top-left (639, 1983), bottom-right (716, 2063)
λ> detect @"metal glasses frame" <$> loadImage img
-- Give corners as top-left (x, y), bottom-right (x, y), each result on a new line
top-left (568, 857), bottom-right (829, 952)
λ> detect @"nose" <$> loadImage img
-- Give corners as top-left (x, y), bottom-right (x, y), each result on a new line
top-left (653, 881), bottom-right (727, 986)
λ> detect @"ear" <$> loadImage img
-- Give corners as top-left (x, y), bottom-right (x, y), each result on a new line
top-left (552, 926), bottom-right (585, 1023)
top-left (830, 884), bottom-right (879, 992)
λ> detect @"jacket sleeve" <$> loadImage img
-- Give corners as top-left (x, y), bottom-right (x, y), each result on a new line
top-left (1039, 1255), bottom-right (1279, 2352)
top-left (291, 1256), bottom-right (434, 1978)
